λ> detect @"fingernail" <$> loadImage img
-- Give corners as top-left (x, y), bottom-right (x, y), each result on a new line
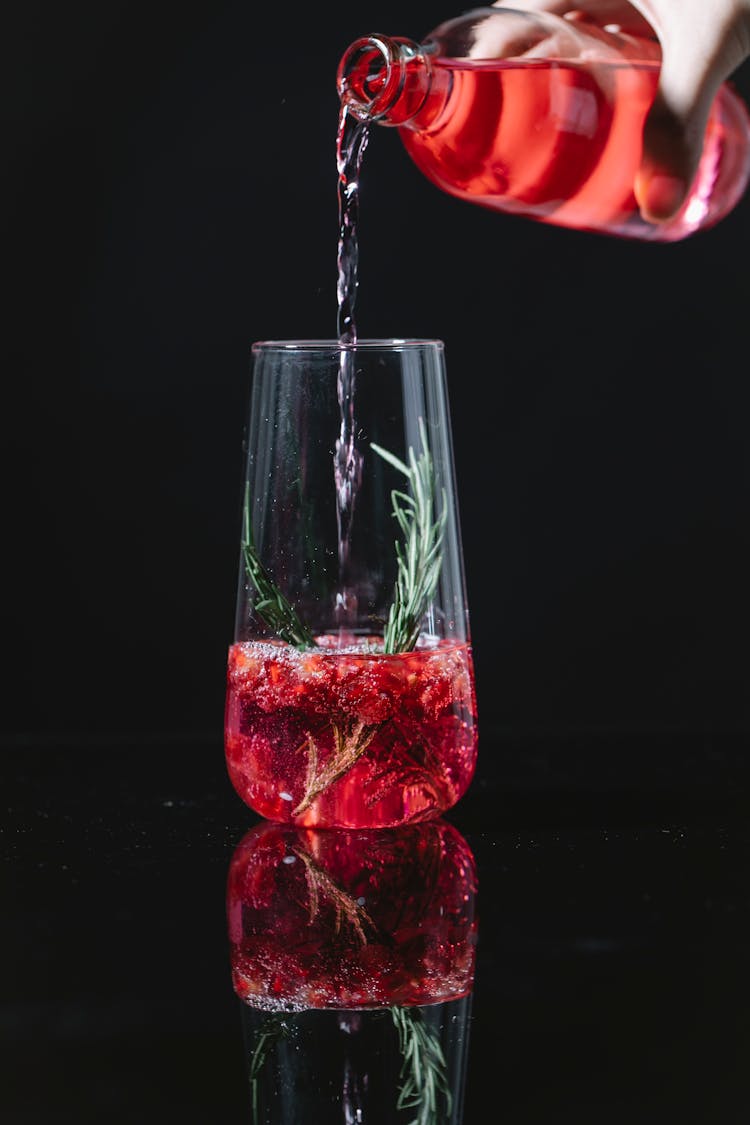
top-left (635, 172), bottom-right (687, 222)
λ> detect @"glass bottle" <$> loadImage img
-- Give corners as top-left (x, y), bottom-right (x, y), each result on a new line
top-left (337, 5), bottom-right (750, 241)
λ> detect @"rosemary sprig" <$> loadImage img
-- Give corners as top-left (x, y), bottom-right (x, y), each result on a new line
top-left (247, 1013), bottom-right (291, 1125)
top-left (391, 1005), bottom-right (452, 1125)
top-left (292, 719), bottom-right (380, 816)
top-left (371, 419), bottom-right (447, 654)
top-left (242, 483), bottom-right (316, 650)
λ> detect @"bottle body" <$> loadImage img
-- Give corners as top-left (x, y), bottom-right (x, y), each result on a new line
top-left (338, 9), bottom-right (750, 241)
top-left (398, 56), bottom-right (750, 241)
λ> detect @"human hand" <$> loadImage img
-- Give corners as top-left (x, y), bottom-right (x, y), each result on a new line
top-left (491, 1), bottom-right (750, 221)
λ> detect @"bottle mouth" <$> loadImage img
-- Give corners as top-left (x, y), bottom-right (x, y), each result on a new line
top-left (337, 35), bottom-right (425, 121)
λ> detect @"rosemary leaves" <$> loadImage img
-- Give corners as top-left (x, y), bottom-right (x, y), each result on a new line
top-left (241, 483), bottom-right (316, 650)
top-left (371, 419), bottom-right (447, 654)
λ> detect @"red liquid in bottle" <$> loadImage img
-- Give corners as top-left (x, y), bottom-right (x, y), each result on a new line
top-left (224, 636), bottom-right (477, 828)
top-left (399, 58), bottom-right (750, 240)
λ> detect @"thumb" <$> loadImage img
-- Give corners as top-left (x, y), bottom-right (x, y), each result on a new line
top-left (634, 11), bottom-right (748, 222)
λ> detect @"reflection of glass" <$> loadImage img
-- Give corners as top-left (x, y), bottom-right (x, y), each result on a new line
top-left (224, 340), bottom-right (477, 828)
top-left (226, 818), bottom-right (477, 1123)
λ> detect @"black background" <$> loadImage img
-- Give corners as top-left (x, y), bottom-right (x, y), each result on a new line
top-left (5, 0), bottom-right (750, 746)
top-left (5, 9), bottom-right (750, 1122)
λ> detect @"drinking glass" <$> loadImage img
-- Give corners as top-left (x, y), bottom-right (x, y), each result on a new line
top-left (224, 339), bottom-right (477, 828)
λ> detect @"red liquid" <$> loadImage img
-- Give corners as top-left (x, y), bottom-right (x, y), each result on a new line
top-left (227, 819), bottom-right (477, 1010)
top-left (400, 60), bottom-right (750, 240)
top-left (224, 636), bottom-right (477, 828)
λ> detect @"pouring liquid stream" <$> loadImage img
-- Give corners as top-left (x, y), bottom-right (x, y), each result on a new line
top-left (334, 99), bottom-right (370, 632)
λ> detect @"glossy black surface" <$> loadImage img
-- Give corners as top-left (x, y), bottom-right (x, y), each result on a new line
top-left (4, 732), bottom-right (750, 1123)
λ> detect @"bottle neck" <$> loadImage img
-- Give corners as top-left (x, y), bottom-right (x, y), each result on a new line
top-left (337, 35), bottom-right (443, 128)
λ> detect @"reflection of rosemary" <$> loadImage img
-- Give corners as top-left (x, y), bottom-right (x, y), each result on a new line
top-left (294, 845), bottom-right (376, 945)
top-left (247, 1013), bottom-right (290, 1125)
top-left (247, 1006), bottom-right (451, 1125)
top-left (391, 1005), bottom-right (452, 1125)
top-left (371, 419), bottom-right (447, 654)
top-left (242, 484), bottom-right (316, 650)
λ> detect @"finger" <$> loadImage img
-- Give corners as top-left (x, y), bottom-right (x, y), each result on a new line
top-left (491, 0), bottom-right (654, 36)
top-left (634, 6), bottom-right (749, 220)
top-left (469, 8), bottom-right (583, 60)
top-left (476, 1), bottom-right (650, 59)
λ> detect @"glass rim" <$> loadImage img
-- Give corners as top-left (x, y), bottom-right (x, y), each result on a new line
top-left (252, 338), bottom-right (444, 353)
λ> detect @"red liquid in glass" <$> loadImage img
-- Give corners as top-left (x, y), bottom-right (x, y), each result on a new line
top-left (227, 819), bottom-right (477, 1010)
top-left (399, 60), bottom-right (750, 240)
top-left (224, 637), bottom-right (477, 828)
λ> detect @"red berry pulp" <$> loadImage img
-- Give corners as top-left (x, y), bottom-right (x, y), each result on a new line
top-left (227, 819), bottom-right (478, 1010)
top-left (224, 636), bottom-right (478, 828)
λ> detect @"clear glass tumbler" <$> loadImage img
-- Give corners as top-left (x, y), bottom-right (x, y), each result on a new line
top-left (224, 339), bottom-right (477, 828)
